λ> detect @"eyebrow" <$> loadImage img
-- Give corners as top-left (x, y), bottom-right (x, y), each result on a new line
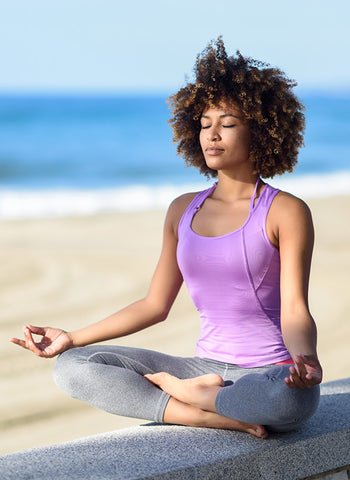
top-left (201, 113), bottom-right (240, 120)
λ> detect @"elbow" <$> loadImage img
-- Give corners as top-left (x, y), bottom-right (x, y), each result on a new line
top-left (156, 311), bottom-right (169, 323)
top-left (154, 304), bottom-right (172, 323)
top-left (144, 298), bottom-right (171, 325)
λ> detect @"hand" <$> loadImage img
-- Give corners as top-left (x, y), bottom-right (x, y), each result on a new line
top-left (9, 325), bottom-right (73, 358)
top-left (285, 354), bottom-right (323, 389)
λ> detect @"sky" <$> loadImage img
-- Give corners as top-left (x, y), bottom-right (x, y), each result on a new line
top-left (0, 0), bottom-right (349, 94)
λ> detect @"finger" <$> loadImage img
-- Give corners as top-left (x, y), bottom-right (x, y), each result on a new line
top-left (292, 364), bottom-right (317, 389)
top-left (284, 376), bottom-right (296, 388)
top-left (9, 337), bottom-right (28, 349)
top-left (303, 376), bottom-right (317, 388)
top-left (285, 373), bottom-right (305, 389)
top-left (24, 328), bottom-right (46, 357)
top-left (296, 357), bottom-right (313, 386)
top-left (41, 347), bottom-right (56, 358)
top-left (296, 355), bottom-right (322, 388)
top-left (288, 365), bottom-right (306, 389)
top-left (26, 325), bottom-right (47, 336)
top-left (304, 371), bottom-right (322, 388)
top-left (294, 356), bottom-right (308, 378)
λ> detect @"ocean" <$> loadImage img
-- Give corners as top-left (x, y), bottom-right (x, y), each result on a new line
top-left (0, 93), bottom-right (349, 219)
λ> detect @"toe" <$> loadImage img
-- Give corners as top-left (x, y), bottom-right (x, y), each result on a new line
top-left (144, 372), bottom-right (167, 387)
top-left (244, 423), bottom-right (268, 438)
top-left (252, 425), bottom-right (268, 439)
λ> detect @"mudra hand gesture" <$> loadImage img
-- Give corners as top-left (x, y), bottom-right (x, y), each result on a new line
top-left (10, 325), bottom-right (73, 358)
top-left (286, 354), bottom-right (323, 389)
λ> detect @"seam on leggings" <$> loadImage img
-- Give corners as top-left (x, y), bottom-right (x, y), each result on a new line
top-left (155, 391), bottom-right (171, 423)
top-left (87, 351), bottom-right (156, 375)
top-left (86, 351), bottom-right (113, 362)
top-left (222, 364), bottom-right (229, 381)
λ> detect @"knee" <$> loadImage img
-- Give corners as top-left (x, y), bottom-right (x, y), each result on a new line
top-left (263, 366), bottom-right (320, 431)
top-left (269, 385), bottom-right (320, 432)
top-left (53, 348), bottom-right (84, 397)
top-left (289, 383), bottom-right (320, 422)
top-left (267, 369), bottom-right (320, 431)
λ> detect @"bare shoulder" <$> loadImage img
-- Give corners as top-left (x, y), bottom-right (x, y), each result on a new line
top-left (165, 192), bottom-right (200, 236)
top-left (169, 192), bottom-right (199, 211)
top-left (270, 190), bottom-right (313, 224)
top-left (268, 190), bottom-right (314, 246)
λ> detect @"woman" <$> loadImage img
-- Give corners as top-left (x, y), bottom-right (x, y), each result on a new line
top-left (10, 38), bottom-right (322, 439)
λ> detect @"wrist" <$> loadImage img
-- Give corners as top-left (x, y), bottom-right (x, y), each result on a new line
top-left (67, 331), bottom-right (80, 348)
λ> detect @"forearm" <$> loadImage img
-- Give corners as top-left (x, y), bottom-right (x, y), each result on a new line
top-left (69, 298), bottom-right (166, 348)
top-left (281, 310), bottom-right (318, 359)
top-left (281, 310), bottom-right (323, 388)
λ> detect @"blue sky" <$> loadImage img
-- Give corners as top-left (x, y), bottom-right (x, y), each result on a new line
top-left (0, 0), bottom-right (349, 93)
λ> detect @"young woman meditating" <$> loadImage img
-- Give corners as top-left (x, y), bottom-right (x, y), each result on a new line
top-left (10, 38), bottom-right (322, 439)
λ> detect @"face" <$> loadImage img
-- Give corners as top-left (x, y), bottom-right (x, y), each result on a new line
top-left (199, 101), bottom-right (251, 175)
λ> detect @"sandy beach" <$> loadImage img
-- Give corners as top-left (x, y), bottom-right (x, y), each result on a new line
top-left (1, 196), bottom-right (349, 455)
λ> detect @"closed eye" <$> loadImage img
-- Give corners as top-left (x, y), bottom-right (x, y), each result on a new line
top-left (200, 124), bottom-right (236, 129)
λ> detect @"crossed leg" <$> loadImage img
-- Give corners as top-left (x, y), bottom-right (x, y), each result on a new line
top-left (54, 346), bottom-right (269, 438)
top-left (145, 372), bottom-right (268, 439)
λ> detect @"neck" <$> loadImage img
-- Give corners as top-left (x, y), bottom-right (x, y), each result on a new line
top-left (214, 170), bottom-right (259, 202)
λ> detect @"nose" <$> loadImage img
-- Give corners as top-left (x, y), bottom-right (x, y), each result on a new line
top-left (207, 126), bottom-right (221, 142)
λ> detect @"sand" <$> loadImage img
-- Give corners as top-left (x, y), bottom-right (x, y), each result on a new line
top-left (1, 196), bottom-right (349, 455)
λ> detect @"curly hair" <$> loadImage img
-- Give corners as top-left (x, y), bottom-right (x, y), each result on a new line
top-left (167, 37), bottom-right (305, 179)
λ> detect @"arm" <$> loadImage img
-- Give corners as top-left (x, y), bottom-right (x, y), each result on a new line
top-left (268, 192), bottom-right (323, 389)
top-left (69, 198), bottom-right (185, 347)
top-left (10, 196), bottom-right (189, 357)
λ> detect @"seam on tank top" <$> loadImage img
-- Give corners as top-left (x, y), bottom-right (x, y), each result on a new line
top-left (253, 187), bottom-right (281, 291)
top-left (253, 240), bottom-right (274, 291)
top-left (241, 229), bottom-right (272, 320)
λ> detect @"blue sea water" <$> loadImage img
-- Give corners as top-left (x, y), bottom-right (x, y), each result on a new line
top-left (0, 93), bottom-right (349, 219)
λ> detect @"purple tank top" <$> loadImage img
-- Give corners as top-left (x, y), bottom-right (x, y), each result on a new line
top-left (177, 180), bottom-right (291, 367)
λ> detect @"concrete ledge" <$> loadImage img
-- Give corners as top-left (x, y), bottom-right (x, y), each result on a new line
top-left (1, 378), bottom-right (350, 480)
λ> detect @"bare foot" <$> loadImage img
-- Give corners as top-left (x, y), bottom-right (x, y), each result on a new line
top-left (145, 372), bottom-right (225, 412)
top-left (145, 373), bottom-right (268, 439)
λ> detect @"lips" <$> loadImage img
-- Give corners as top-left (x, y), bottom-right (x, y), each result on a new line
top-left (206, 147), bottom-right (224, 155)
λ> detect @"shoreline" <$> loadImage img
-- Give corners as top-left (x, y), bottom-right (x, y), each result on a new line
top-left (1, 170), bottom-right (350, 221)
top-left (1, 195), bottom-right (349, 454)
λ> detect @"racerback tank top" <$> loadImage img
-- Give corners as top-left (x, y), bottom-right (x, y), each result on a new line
top-left (176, 179), bottom-right (291, 367)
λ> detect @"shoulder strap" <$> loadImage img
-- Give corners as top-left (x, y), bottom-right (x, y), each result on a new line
top-left (177, 184), bottom-right (216, 236)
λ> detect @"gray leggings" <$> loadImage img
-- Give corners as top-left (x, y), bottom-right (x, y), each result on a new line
top-left (53, 345), bottom-right (320, 432)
